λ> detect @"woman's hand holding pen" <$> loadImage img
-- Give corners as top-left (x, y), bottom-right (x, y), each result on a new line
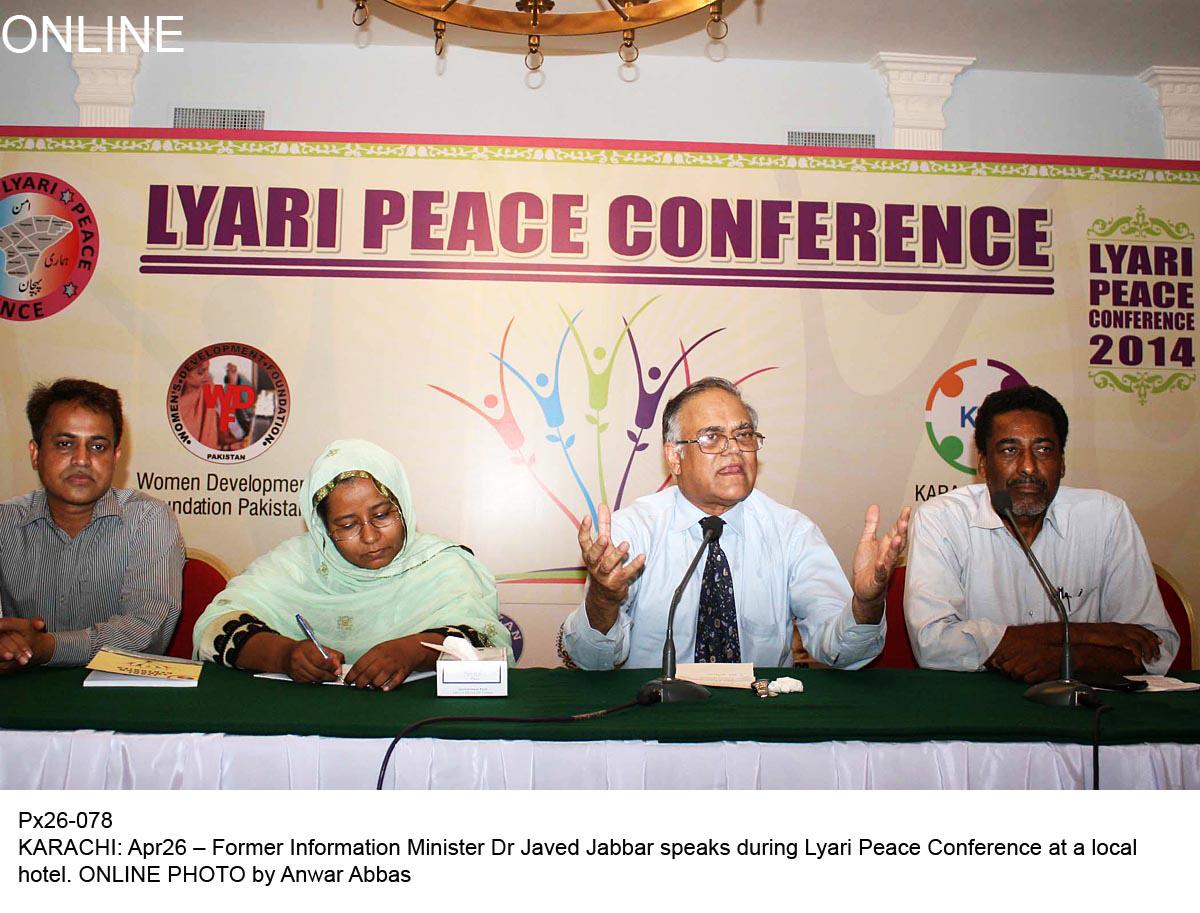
top-left (283, 639), bottom-right (345, 683)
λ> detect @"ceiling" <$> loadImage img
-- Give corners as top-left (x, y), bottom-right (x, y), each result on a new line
top-left (15, 1), bottom-right (1200, 75)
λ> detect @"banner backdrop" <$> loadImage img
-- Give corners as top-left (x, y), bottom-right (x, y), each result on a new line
top-left (2, 129), bottom-right (1197, 666)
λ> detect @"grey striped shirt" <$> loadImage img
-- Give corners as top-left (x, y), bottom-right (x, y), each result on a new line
top-left (0, 488), bottom-right (184, 666)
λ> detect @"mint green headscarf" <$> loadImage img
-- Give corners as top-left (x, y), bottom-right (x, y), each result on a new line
top-left (193, 439), bottom-right (510, 663)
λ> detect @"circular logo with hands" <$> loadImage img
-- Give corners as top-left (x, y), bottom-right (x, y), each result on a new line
top-left (925, 358), bottom-right (1027, 474)
top-left (0, 172), bottom-right (98, 322)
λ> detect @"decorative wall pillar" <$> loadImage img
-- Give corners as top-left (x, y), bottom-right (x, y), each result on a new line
top-left (870, 52), bottom-right (975, 151)
top-left (1140, 66), bottom-right (1200, 159)
top-left (70, 27), bottom-right (146, 127)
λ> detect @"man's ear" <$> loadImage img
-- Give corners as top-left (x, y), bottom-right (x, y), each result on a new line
top-left (977, 451), bottom-right (988, 483)
top-left (663, 440), bottom-right (682, 477)
top-left (28, 439), bottom-right (38, 473)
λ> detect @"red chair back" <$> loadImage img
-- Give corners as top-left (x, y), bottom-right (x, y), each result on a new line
top-left (166, 549), bottom-right (233, 659)
top-left (1156, 564), bottom-right (1195, 672)
top-left (870, 562), bottom-right (918, 669)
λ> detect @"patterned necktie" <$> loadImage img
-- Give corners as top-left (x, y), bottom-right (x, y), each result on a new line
top-left (694, 516), bottom-right (740, 663)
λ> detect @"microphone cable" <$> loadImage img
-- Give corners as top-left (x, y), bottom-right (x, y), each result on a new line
top-left (1076, 687), bottom-right (1114, 790)
top-left (1083, 696), bottom-right (1114, 790)
top-left (375, 698), bottom-right (645, 789)
top-left (374, 692), bottom-right (1117, 788)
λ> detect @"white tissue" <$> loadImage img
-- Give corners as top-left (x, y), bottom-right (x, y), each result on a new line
top-left (768, 676), bottom-right (804, 694)
top-left (421, 636), bottom-right (481, 661)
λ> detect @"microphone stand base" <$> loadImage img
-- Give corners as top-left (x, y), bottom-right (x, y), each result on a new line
top-left (1023, 679), bottom-right (1097, 707)
top-left (638, 677), bottom-right (711, 704)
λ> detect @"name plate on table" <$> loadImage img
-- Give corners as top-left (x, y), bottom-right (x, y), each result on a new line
top-left (436, 647), bottom-right (508, 697)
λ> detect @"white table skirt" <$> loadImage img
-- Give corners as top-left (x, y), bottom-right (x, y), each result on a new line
top-left (3, 729), bottom-right (1197, 789)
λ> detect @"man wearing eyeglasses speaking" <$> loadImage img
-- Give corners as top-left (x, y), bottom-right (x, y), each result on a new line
top-left (561, 377), bottom-right (909, 670)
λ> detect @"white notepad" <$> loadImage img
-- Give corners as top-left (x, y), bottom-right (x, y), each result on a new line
top-left (253, 667), bottom-right (436, 686)
top-left (1124, 674), bottom-right (1200, 692)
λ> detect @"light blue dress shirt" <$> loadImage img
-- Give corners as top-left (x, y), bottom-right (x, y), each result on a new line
top-left (904, 483), bottom-right (1178, 673)
top-left (562, 487), bottom-right (884, 669)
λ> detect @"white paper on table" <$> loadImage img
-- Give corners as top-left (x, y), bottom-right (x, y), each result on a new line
top-left (253, 667), bottom-right (436, 686)
top-left (675, 662), bottom-right (756, 689)
top-left (1123, 674), bottom-right (1200, 692)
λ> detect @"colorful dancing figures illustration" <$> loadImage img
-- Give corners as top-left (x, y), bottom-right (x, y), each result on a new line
top-left (429, 318), bottom-right (580, 527)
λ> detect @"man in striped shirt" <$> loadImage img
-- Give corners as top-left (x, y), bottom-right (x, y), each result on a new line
top-left (0, 379), bottom-right (184, 671)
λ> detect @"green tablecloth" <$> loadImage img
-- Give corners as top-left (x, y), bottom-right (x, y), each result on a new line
top-left (2, 665), bottom-right (1198, 746)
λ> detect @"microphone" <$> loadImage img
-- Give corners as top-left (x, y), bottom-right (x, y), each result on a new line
top-left (990, 488), bottom-right (1095, 707)
top-left (636, 518), bottom-right (720, 704)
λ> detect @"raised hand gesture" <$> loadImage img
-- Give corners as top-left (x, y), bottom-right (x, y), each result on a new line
top-left (578, 504), bottom-right (646, 634)
top-left (850, 505), bottom-right (911, 624)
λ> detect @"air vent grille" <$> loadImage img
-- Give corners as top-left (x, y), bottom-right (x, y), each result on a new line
top-left (173, 107), bottom-right (265, 131)
top-left (787, 131), bottom-right (875, 148)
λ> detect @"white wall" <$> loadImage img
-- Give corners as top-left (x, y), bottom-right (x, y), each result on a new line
top-left (133, 42), bottom-right (893, 145)
top-left (0, 42), bottom-right (78, 126)
top-left (0, 39), bottom-right (1169, 158)
top-left (944, 68), bottom-right (1164, 157)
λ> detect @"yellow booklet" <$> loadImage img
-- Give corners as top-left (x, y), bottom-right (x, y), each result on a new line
top-left (84, 648), bottom-right (203, 686)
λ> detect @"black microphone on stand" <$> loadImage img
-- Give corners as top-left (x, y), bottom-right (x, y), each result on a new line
top-left (636, 518), bottom-right (720, 704)
top-left (990, 488), bottom-right (1095, 707)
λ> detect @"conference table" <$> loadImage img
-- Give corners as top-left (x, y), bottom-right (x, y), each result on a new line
top-left (2, 666), bottom-right (1198, 789)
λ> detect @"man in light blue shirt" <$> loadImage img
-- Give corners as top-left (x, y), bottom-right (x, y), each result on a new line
top-left (904, 384), bottom-right (1176, 681)
top-left (561, 377), bottom-right (909, 670)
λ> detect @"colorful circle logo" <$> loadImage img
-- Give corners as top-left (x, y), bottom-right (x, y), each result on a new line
top-left (925, 358), bottom-right (1027, 474)
top-left (168, 343), bottom-right (290, 463)
top-left (1, 172), bottom-right (98, 321)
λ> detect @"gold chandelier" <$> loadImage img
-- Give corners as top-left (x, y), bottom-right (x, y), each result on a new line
top-left (353, 1), bottom-right (728, 70)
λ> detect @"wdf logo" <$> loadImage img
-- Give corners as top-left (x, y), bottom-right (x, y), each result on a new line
top-left (167, 343), bottom-right (290, 463)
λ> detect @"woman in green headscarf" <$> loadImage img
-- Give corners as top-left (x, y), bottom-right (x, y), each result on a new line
top-left (193, 439), bottom-right (510, 690)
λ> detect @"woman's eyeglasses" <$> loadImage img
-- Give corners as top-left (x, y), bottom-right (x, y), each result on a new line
top-left (328, 506), bottom-right (402, 541)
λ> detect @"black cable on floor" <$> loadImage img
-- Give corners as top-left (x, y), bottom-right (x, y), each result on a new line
top-left (376, 699), bottom-right (645, 789)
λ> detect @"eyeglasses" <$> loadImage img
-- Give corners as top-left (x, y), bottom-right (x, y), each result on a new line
top-left (327, 506), bottom-right (403, 541)
top-left (677, 430), bottom-right (765, 455)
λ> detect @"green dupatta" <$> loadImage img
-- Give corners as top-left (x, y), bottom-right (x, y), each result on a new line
top-left (192, 439), bottom-right (509, 664)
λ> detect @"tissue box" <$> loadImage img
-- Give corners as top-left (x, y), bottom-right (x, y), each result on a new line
top-left (436, 647), bottom-right (509, 697)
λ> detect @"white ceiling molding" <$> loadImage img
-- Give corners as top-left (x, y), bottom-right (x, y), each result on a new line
top-left (24, 1), bottom-right (1200, 75)
top-left (871, 52), bottom-right (975, 151)
top-left (71, 26), bottom-right (146, 127)
top-left (1140, 66), bottom-right (1200, 160)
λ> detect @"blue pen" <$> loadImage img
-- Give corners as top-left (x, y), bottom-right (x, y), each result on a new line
top-left (295, 614), bottom-right (342, 682)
